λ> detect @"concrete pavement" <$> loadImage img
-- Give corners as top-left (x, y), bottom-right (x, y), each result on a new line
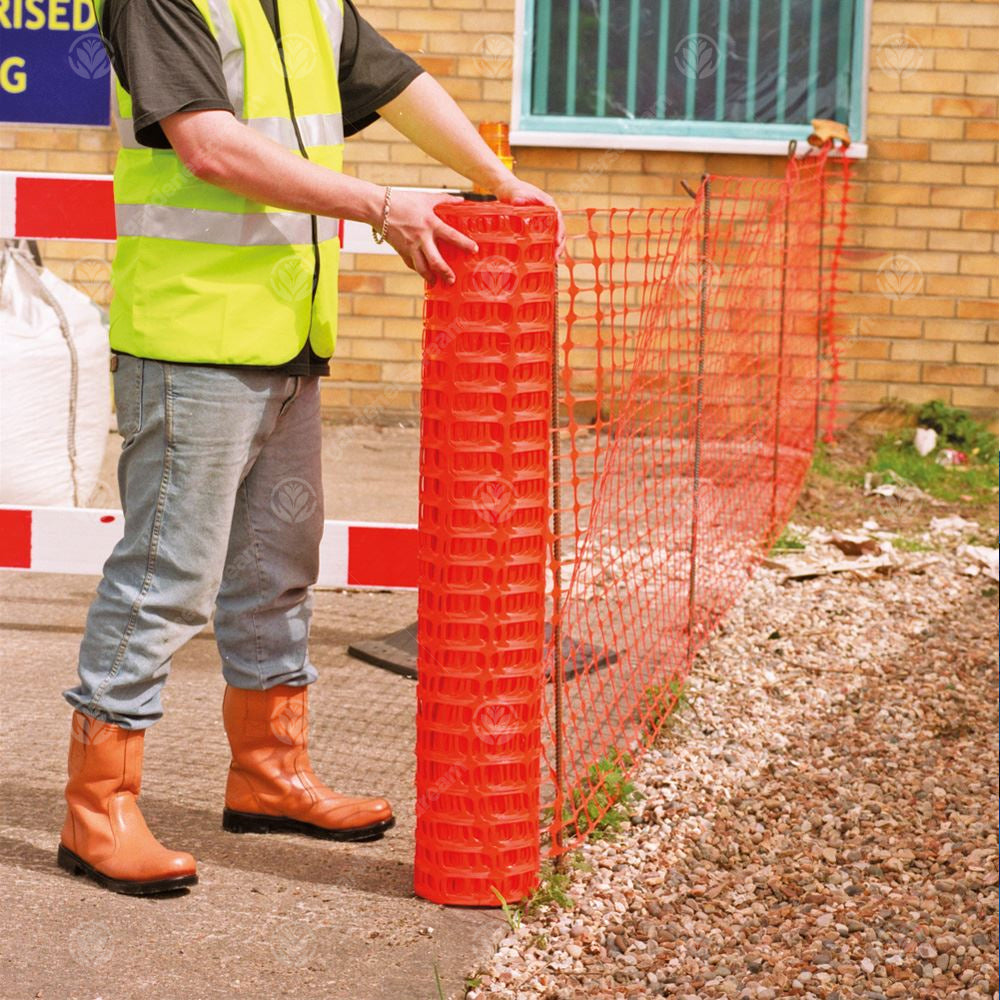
top-left (0, 425), bottom-right (504, 1000)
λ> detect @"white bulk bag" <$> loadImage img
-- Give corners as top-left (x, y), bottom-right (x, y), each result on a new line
top-left (0, 245), bottom-right (110, 506)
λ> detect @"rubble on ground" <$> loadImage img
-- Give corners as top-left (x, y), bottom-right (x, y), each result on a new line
top-left (467, 521), bottom-right (999, 1000)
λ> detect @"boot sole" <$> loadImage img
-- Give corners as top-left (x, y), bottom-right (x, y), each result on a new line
top-left (222, 808), bottom-right (395, 842)
top-left (57, 844), bottom-right (197, 896)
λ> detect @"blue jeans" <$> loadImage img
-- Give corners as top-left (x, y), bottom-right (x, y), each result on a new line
top-left (64, 357), bottom-right (323, 730)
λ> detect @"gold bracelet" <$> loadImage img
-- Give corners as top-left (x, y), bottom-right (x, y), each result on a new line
top-left (372, 186), bottom-right (392, 245)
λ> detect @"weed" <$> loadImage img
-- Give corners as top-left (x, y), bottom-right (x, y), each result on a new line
top-left (869, 434), bottom-right (999, 504)
top-left (810, 441), bottom-right (860, 484)
top-left (464, 976), bottom-right (483, 991)
top-left (523, 862), bottom-right (574, 914)
top-left (770, 527), bottom-right (807, 553)
top-left (892, 536), bottom-right (933, 552)
top-left (850, 402), bottom-right (1000, 506)
top-left (916, 400), bottom-right (999, 462)
top-left (434, 961), bottom-right (445, 1000)
top-left (489, 886), bottom-right (522, 931)
top-left (559, 748), bottom-right (642, 842)
top-left (638, 679), bottom-right (692, 745)
top-left (971, 530), bottom-right (1000, 548)
top-left (488, 863), bottom-right (573, 944)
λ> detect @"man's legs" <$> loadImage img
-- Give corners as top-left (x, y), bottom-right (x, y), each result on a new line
top-left (213, 375), bottom-right (323, 690)
top-left (60, 358), bottom-right (309, 893)
top-left (65, 357), bottom-right (302, 725)
top-left (213, 377), bottom-right (394, 840)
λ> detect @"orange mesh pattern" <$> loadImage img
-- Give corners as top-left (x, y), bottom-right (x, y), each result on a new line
top-left (413, 150), bottom-right (850, 898)
top-left (414, 205), bottom-right (560, 905)
top-left (545, 149), bottom-right (850, 852)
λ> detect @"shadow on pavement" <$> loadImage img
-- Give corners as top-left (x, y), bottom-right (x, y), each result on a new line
top-left (0, 781), bottom-right (415, 900)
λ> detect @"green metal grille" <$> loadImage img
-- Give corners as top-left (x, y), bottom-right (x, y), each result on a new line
top-left (522, 0), bottom-right (866, 141)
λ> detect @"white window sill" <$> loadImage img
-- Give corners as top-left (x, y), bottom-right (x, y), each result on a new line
top-left (509, 129), bottom-right (867, 159)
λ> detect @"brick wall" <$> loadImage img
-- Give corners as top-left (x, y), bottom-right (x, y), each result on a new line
top-left (2, 0), bottom-right (996, 427)
top-left (836, 1), bottom-right (999, 422)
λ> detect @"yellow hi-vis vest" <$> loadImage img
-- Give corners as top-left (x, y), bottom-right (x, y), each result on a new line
top-left (98, 0), bottom-right (345, 365)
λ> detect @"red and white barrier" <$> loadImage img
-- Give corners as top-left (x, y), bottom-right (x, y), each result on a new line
top-left (0, 170), bottom-right (443, 590)
top-left (0, 172), bottom-right (117, 242)
top-left (0, 170), bottom-right (433, 253)
top-left (1, 170), bottom-right (436, 582)
top-left (0, 506), bottom-right (417, 590)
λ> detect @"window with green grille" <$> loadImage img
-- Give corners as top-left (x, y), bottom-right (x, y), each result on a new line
top-left (517, 0), bottom-right (868, 144)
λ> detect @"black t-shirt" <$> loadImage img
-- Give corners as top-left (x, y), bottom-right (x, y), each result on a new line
top-left (102, 0), bottom-right (423, 376)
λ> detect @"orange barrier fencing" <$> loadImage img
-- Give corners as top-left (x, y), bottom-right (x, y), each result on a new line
top-left (415, 148), bottom-right (851, 903)
top-left (547, 148), bottom-right (851, 854)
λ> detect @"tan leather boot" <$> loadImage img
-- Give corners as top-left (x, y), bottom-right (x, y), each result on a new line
top-left (58, 712), bottom-right (197, 895)
top-left (221, 684), bottom-right (394, 842)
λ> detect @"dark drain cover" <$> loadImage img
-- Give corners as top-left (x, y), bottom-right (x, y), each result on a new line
top-left (347, 624), bottom-right (419, 679)
top-left (347, 622), bottom-right (617, 683)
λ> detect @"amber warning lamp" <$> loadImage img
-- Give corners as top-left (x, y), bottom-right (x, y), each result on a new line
top-left (473, 122), bottom-right (516, 195)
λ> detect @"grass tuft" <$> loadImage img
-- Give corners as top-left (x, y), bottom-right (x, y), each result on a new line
top-left (770, 527), bottom-right (808, 553)
top-left (916, 400), bottom-right (998, 462)
top-left (869, 432), bottom-right (998, 505)
top-left (562, 749), bottom-right (642, 842)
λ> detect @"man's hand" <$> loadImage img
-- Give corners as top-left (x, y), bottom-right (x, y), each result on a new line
top-left (385, 190), bottom-right (478, 287)
top-left (493, 176), bottom-right (566, 253)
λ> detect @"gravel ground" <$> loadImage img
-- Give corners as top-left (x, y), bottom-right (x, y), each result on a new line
top-left (467, 521), bottom-right (999, 1000)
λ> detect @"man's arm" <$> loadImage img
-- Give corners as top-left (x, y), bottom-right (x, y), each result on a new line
top-left (377, 73), bottom-right (565, 247)
top-left (161, 110), bottom-right (478, 285)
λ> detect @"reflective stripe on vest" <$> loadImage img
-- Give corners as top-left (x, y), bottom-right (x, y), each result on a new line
top-left (116, 203), bottom-right (339, 246)
top-left (206, 0), bottom-right (245, 116)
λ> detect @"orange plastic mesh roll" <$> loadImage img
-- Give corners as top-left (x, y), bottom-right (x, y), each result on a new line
top-left (414, 204), bottom-right (560, 906)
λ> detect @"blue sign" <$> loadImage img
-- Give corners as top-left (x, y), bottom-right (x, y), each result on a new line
top-left (1, 0), bottom-right (111, 126)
